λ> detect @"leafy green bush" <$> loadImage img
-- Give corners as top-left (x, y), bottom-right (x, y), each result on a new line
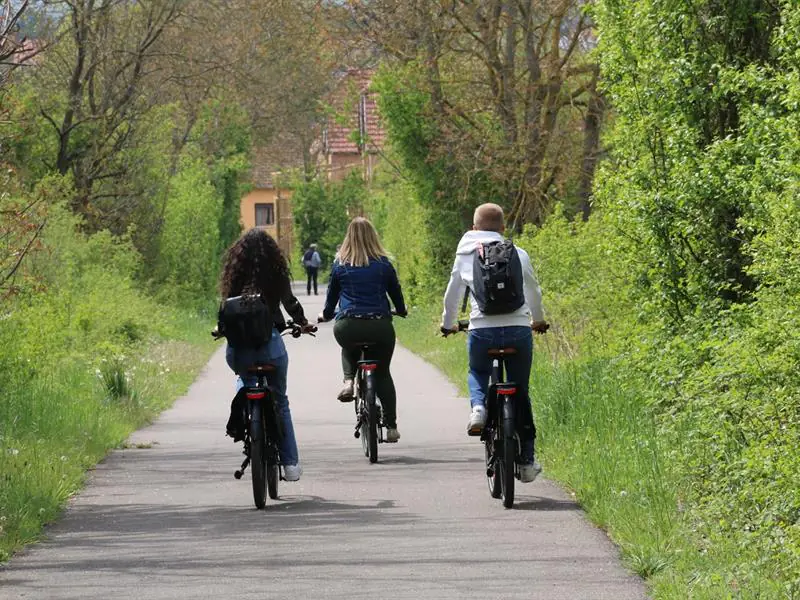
top-left (155, 157), bottom-right (223, 305)
top-left (292, 171), bottom-right (366, 266)
top-left (0, 178), bottom-right (216, 562)
top-left (564, 0), bottom-right (800, 593)
top-left (364, 167), bottom-right (435, 304)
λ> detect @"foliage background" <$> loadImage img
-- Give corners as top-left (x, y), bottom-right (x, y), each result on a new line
top-left (364, 1), bottom-right (800, 595)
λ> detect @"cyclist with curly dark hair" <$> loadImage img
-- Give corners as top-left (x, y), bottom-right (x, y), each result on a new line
top-left (219, 228), bottom-right (312, 481)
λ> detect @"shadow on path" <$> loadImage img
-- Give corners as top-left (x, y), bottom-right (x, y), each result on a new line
top-left (513, 495), bottom-right (581, 512)
top-left (378, 455), bottom-right (483, 466)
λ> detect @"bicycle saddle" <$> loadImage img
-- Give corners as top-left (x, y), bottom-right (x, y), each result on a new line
top-left (246, 364), bottom-right (277, 374)
top-left (488, 348), bottom-right (517, 356)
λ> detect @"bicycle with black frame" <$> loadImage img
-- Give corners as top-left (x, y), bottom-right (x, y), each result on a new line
top-left (442, 319), bottom-right (548, 509)
top-left (318, 311), bottom-right (404, 464)
top-left (212, 320), bottom-right (316, 509)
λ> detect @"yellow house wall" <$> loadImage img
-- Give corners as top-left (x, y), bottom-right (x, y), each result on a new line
top-left (240, 188), bottom-right (278, 235)
top-left (239, 187), bottom-right (293, 259)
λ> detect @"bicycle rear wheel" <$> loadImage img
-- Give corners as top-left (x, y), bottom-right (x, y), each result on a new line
top-left (360, 405), bottom-right (370, 457)
top-left (500, 399), bottom-right (516, 509)
top-left (266, 443), bottom-right (279, 500)
top-left (366, 381), bottom-right (378, 464)
top-left (250, 403), bottom-right (267, 510)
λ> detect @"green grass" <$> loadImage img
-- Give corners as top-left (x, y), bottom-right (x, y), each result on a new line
top-left (0, 312), bottom-right (215, 562)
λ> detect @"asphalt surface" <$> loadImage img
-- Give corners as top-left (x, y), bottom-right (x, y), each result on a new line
top-left (0, 290), bottom-right (646, 599)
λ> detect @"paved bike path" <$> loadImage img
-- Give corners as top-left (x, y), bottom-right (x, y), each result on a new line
top-left (0, 291), bottom-right (646, 599)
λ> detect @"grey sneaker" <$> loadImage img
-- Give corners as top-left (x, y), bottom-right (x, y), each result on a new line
top-left (385, 428), bottom-right (400, 443)
top-left (337, 380), bottom-right (354, 402)
top-left (467, 406), bottom-right (486, 436)
top-left (519, 460), bottom-right (542, 483)
top-left (283, 464), bottom-right (302, 482)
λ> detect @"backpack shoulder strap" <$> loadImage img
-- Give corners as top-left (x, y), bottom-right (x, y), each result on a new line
top-left (461, 286), bottom-right (470, 314)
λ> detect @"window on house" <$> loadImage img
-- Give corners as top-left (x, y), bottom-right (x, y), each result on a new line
top-left (255, 203), bottom-right (274, 227)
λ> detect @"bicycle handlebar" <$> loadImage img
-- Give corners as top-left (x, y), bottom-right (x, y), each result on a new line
top-left (441, 320), bottom-right (549, 337)
top-left (280, 320), bottom-right (317, 338)
top-left (440, 320), bottom-right (470, 337)
top-left (211, 321), bottom-right (317, 340)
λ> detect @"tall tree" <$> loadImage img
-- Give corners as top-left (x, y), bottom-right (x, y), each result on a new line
top-left (32, 0), bottom-right (184, 227)
top-left (347, 0), bottom-right (601, 229)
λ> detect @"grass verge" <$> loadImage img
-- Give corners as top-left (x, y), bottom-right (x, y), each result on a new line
top-left (0, 310), bottom-right (216, 562)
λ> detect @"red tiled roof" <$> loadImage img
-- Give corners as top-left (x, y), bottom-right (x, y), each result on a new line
top-left (325, 68), bottom-right (385, 156)
top-left (251, 140), bottom-right (306, 189)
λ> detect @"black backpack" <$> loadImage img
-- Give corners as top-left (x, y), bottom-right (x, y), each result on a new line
top-left (471, 240), bottom-right (525, 315)
top-left (303, 249), bottom-right (314, 264)
top-left (217, 293), bottom-right (273, 349)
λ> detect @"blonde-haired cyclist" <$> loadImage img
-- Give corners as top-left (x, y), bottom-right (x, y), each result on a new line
top-left (319, 217), bottom-right (407, 442)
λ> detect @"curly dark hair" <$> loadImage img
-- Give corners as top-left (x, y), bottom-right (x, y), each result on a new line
top-left (219, 229), bottom-right (290, 306)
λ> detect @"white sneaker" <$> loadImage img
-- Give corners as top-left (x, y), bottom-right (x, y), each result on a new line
top-left (385, 428), bottom-right (400, 443)
top-left (283, 464), bottom-right (302, 482)
top-left (519, 460), bottom-right (542, 483)
top-left (467, 406), bottom-right (486, 436)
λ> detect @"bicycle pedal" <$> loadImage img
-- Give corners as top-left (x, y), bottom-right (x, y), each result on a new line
top-left (467, 426), bottom-right (483, 437)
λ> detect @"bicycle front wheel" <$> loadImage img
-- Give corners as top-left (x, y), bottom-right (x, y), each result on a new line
top-left (366, 381), bottom-right (379, 464)
top-left (500, 399), bottom-right (516, 509)
top-left (486, 434), bottom-right (502, 499)
top-left (250, 402), bottom-right (267, 510)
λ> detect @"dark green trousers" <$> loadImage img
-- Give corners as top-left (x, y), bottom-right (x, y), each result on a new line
top-left (333, 317), bottom-right (398, 428)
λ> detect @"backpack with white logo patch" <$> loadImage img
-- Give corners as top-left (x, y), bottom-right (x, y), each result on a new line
top-left (471, 240), bottom-right (524, 315)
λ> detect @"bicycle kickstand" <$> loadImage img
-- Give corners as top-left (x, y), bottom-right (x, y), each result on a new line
top-left (234, 456), bottom-right (250, 480)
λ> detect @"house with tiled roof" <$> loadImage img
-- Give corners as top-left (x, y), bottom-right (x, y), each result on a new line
top-left (239, 68), bottom-right (387, 256)
top-left (322, 68), bottom-right (385, 181)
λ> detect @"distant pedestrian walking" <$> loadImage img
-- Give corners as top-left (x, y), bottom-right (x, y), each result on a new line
top-left (303, 243), bottom-right (322, 295)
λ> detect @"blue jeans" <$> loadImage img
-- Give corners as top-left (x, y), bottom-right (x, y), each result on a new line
top-left (225, 328), bottom-right (299, 466)
top-left (468, 326), bottom-right (536, 463)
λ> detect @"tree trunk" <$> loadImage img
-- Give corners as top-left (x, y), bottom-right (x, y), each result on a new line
top-left (578, 84), bottom-right (604, 221)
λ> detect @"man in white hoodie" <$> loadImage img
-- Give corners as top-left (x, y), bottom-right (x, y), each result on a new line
top-left (441, 203), bottom-right (548, 482)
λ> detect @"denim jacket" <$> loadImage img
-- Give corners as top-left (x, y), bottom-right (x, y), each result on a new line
top-left (323, 257), bottom-right (407, 320)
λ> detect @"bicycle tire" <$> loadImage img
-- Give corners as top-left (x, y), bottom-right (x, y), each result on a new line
top-left (500, 399), bottom-right (516, 509)
top-left (486, 433), bottom-right (502, 498)
top-left (250, 402), bottom-right (267, 509)
top-left (366, 376), bottom-right (378, 463)
top-left (360, 407), bottom-right (370, 457)
top-left (266, 443), bottom-right (279, 500)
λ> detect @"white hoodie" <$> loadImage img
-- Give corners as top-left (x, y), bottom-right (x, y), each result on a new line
top-left (441, 230), bottom-right (544, 330)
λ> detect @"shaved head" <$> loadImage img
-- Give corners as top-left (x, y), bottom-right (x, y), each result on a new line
top-left (473, 203), bottom-right (505, 232)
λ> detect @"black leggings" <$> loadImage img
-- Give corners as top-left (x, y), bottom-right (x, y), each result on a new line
top-left (333, 317), bottom-right (397, 428)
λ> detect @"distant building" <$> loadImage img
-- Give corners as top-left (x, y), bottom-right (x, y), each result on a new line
top-left (239, 68), bottom-right (387, 256)
top-left (322, 68), bottom-right (385, 181)
top-left (239, 144), bottom-right (299, 260)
